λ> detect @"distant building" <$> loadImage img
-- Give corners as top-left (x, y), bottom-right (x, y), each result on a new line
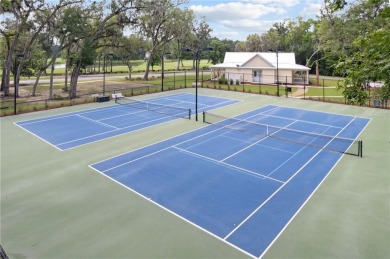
top-left (210, 52), bottom-right (310, 85)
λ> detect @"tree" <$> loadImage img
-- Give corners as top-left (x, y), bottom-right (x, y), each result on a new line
top-left (209, 38), bottom-right (233, 65)
top-left (317, 0), bottom-right (388, 76)
top-left (66, 0), bottom-right (138, 98)
top-left (171, 9), bottom-right (194, 70)
top-left (234, 41), bottom-right (246, 52)
top-left (0, 0), bottom-right (81, 97)
top-left (244, 34), bottom-right (264, 52)
top-left (134, 0), bottom-right (190, 80)
top-left (184, 17), bottom-right (212, 68)
top-left (334, 1), bottom-right (389, 105)
top-left (115, 35), bottom-right (145, 79)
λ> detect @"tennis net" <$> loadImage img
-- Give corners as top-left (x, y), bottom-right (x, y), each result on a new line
top-left (203, 112), bottom-right (363, 157)
top-left (116, 97), bottom-right (192, 119)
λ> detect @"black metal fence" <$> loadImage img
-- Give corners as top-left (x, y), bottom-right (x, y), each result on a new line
top-left (0, 70), bottom-right (387, 117)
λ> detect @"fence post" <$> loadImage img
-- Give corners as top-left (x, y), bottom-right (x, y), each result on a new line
top-left (285, 76), bottom-right (288, 97)
top-left (201, 70), bottom-right (204, 87)
top-left (227, 72), bottom-right (230, 91)
top-left (184, 70), bottom-right (187, 88)
top-left (368, 83), bottom-right (371, 107)
top-left (242, 73), bottom-right (245, 92)
top-left (303, 81), bottom-right (306, 99)
top-left (323, 79), bottom-right (325, 102)
top-left (173, 72), bottom-right (176, 90)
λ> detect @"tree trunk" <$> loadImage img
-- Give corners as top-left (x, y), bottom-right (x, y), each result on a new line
top-left (2, 50), bottom-right (13, 96)
top-left (127, 64), bottom-right (132, 79)
top-left (69, 62), bottom-right (81, 98)
top-left (143, 55), bottom-right (153, 81)
top-left (49, 57), bottom-right (57, 99)
top-left (1, 64), bottom-right (6, 92)
top-left (32, 70), bottom-right (44, 96)
top-left (316, 60), bottom-right (319, 86)
top-left (98, 56), bottom-right (101, 73)
top-left (32, 56), bottom-right (56, 96)
top-left (15, 61), bottom-right (24, 98)
top-left (176, 40), bottom-right (180, 71)
top-left (64, 48), bottom-right (70, 92)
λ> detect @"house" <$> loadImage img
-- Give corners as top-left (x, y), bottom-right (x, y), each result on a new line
top-left (210, 52), bottom-right (310, 85)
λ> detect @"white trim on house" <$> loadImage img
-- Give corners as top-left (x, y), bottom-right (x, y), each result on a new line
top-left (210, 52), bottom-right (310, 84)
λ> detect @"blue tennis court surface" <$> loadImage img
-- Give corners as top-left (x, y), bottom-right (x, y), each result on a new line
top-left (15, 93), bottom-right (238, 150)
top-left (90, 105), bottom-right (370, 258)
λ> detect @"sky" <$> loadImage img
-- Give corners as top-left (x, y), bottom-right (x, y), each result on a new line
top-left (185, 0), bottom-right (323, 41)
top-left (39, 0), bottom-right (324, 42)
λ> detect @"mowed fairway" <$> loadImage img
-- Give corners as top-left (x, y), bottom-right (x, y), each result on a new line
top-left (1, 88), bottom-right (389, 258)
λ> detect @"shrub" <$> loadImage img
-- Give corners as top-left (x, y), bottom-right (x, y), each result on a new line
top-left (218, 76), bottom-right (227, 85)
top-left (53, 94), bottom-right (64, 100)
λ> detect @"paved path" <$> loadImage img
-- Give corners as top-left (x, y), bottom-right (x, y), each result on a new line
top-left (291, 86), bottom-right (308, 98)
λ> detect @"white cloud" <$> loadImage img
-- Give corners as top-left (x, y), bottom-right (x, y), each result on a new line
top-left (242, 0), bottom-right (300, 8)
top-left (190, 2), bottom-right (285, 23)
top-left (300, 2), bottom-right (322, 17)
top-left (190, 2), bottom-right (284, 20)
top-left (189, 0), bottom-right (321, 41)
top-left (190, 1), bottom-right (287, 40)
top-left (212, 31), bottom-right (240, 39)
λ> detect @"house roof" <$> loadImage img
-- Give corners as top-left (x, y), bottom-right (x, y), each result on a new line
top-left (210, 52), bottom-right (310, 71)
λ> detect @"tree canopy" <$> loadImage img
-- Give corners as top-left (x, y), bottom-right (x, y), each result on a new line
top-left (0, 0), bottom-right (388, 105)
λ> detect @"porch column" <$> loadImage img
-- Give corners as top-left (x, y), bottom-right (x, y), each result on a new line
top-left (306, 70), bottom-right (309, 84)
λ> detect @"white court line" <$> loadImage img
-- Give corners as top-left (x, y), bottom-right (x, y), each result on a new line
top-left (266, 125), bottom-right (332, 177)
top-left (258, 116), bottom-right (365, 258)
top-left (76, 114), bottom-right (120, 130)
top-left (88, 164), bottom-right (257, 259)
top-left (15, 94), bottom-right (186, 126)
top-left (97, 107), bottom-right (283, 171)
top-left (56, 115), bottom-right (170, 147)
top-left (276, 103), bottom-right (371, 120)
top-left (173, 146), bottom-right (284, 184)
top-left (98, 113), bottom-right (269, 173)
top-left (13, 123), bottom-right (63, 151)
top-left (224, 116), bottom-right (359, 242)
top-left (89, 105), bottom-right (370, 258)
top-left (220, 120), bottom-right (297, 162)
top-left (223, 126), bottom-right (335, 241)
top-left (221, 134), bottom-right (296, 154)
top-left (258, 112), bottom-right (344, 129)
top-left (97, 108), bottom-right (150, 121)
top-left (16, 105), bottom-right (122, 126)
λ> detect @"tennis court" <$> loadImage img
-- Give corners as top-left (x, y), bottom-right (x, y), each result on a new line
top-left (90, 104), bottom-right (370, 258)
top-left (14, 93), bottom-right (238, 150)
top-left (2, 89), bottom-right (389, 259)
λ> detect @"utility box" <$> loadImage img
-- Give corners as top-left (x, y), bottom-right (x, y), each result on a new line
top-left (96, 96), bottom-right (109, 102)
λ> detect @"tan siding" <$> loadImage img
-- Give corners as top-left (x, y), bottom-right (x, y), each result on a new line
top-left (243, 56), bottom-right (272, 67)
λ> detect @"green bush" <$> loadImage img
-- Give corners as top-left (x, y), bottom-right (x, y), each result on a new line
top-left (218, 76), bottom-right (227, 85)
